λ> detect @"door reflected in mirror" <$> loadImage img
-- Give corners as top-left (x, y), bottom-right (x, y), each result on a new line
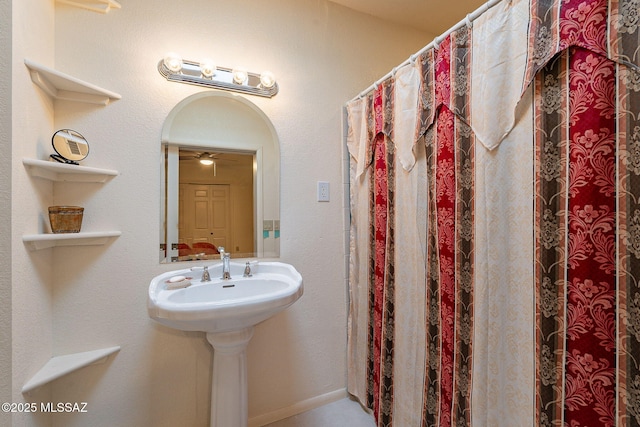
top-left (176, 148), bottom-right (255, 260)
top-left (160, 91), bottom-right (280, 263)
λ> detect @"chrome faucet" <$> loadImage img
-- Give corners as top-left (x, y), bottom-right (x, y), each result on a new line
top-left (218, 247), bottom-right (231, 280)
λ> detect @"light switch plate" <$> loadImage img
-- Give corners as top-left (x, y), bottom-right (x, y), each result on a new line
top-left (317, 181), bottom-right (329, 202)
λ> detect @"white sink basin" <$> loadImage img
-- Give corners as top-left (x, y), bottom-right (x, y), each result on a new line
top-left (148, 261), bottom-right (303, 333)
top-left (148, 261), bottom-right (303, 426)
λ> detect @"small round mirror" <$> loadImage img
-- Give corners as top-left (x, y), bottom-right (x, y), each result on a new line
top-left (51, 129), bottom-right (89, 165)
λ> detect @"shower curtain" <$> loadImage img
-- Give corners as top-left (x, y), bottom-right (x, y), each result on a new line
top-left (346, 0), bottom-right (640, 426)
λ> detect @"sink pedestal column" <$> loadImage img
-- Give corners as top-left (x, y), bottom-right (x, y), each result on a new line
top-left (206, 327), bottom-right (254, 427)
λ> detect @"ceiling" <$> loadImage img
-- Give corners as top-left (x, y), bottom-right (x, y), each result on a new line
top-left (329, 0), bottom-right (488, 35)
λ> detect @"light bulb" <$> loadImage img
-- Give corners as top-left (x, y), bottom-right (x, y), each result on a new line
top-left (200, 158), bottom-right (214, 165)
top-left (163, 52), bottom-right (183, 73)
top-left (232, 67), bottom-right (248, 85)
top-left (199, 59), bottom-right (216, 78)
top-left (260, 71), bottom-right (276, 88)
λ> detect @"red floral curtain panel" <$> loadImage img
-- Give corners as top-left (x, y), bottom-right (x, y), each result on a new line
top-left (346, 0), bottom-right (640, 426)
top-left (419, 30), bottom-right (476, 427)
top-left (364, 82), bottom-right (397, 424)
top-left (534, 46), bottom-right (618, 426)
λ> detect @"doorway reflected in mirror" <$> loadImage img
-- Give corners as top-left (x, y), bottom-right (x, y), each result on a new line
top-left (176, 148), bottom-right (255, 261)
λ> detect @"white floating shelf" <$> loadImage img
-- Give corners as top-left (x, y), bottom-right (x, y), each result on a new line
top-left (56, 0), bottom-right (121, 14)
top-left (23, 231), bottom-right (122, 251)
top-left (22, 346), bottom-right (120, 393)
top-left (23, 158), bottom-right (118, 183)
top-left (24, 59), bottom-right (121, 105)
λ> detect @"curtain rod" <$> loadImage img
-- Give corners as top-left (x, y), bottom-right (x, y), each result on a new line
top-left (351, 0), bottom-right (506, 101)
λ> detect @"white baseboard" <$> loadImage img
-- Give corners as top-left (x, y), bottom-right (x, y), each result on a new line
top-left (248, 388), bottom-right (348, 427)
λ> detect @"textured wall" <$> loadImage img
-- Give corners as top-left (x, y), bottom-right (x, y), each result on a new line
top-left (10, 0), bottom-right (430, 425)
top-left (0, 0), bottom-right (11, 425)
top-left (10, 0), bottom-right (56, 426)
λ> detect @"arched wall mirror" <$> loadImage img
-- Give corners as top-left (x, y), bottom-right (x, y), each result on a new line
top-left (160, 91), bottom-right (280, 263)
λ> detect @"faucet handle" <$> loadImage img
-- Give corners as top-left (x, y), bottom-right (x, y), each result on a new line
top-left (243, 262), bottom-right (252, 277)
top-left (201, 265), bottom-right (211, 282)
top-left (190, 265), bottom-right (211, 282)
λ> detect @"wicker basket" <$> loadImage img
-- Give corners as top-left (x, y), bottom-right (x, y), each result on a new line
top-left (48, 206), bottom-right (84, 233)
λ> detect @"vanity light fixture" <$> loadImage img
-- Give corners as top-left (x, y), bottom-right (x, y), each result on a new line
top-left (259, 71), bottom-right (276, 89)
top-left (232, 67), bottom-right (248, 85)
top-left (199, 58), bottom-right (216, 79)
top-left (158, 53), bottom-right (278, 98)
top-left (163, 52), bottom-right (183, 73)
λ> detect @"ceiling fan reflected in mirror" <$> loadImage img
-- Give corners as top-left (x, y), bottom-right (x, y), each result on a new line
top-left (179, 151), bottom-right (215, 165)
top-left (179, 151), bottom-right (241, 164)
top-left (178, 150), bottom-right (244, 177)
top-left (179, 151), bottom-right (219, 176)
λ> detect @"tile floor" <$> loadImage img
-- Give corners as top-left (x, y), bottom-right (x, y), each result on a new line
top-left (263, 397), bottom-right (376, 427)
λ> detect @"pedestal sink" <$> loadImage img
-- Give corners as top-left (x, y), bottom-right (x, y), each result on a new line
top-left (148, 261), bottom-right (303, 427)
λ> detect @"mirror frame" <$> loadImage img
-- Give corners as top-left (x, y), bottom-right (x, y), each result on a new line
top-left (160, 91), bottom-right (280, 262)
